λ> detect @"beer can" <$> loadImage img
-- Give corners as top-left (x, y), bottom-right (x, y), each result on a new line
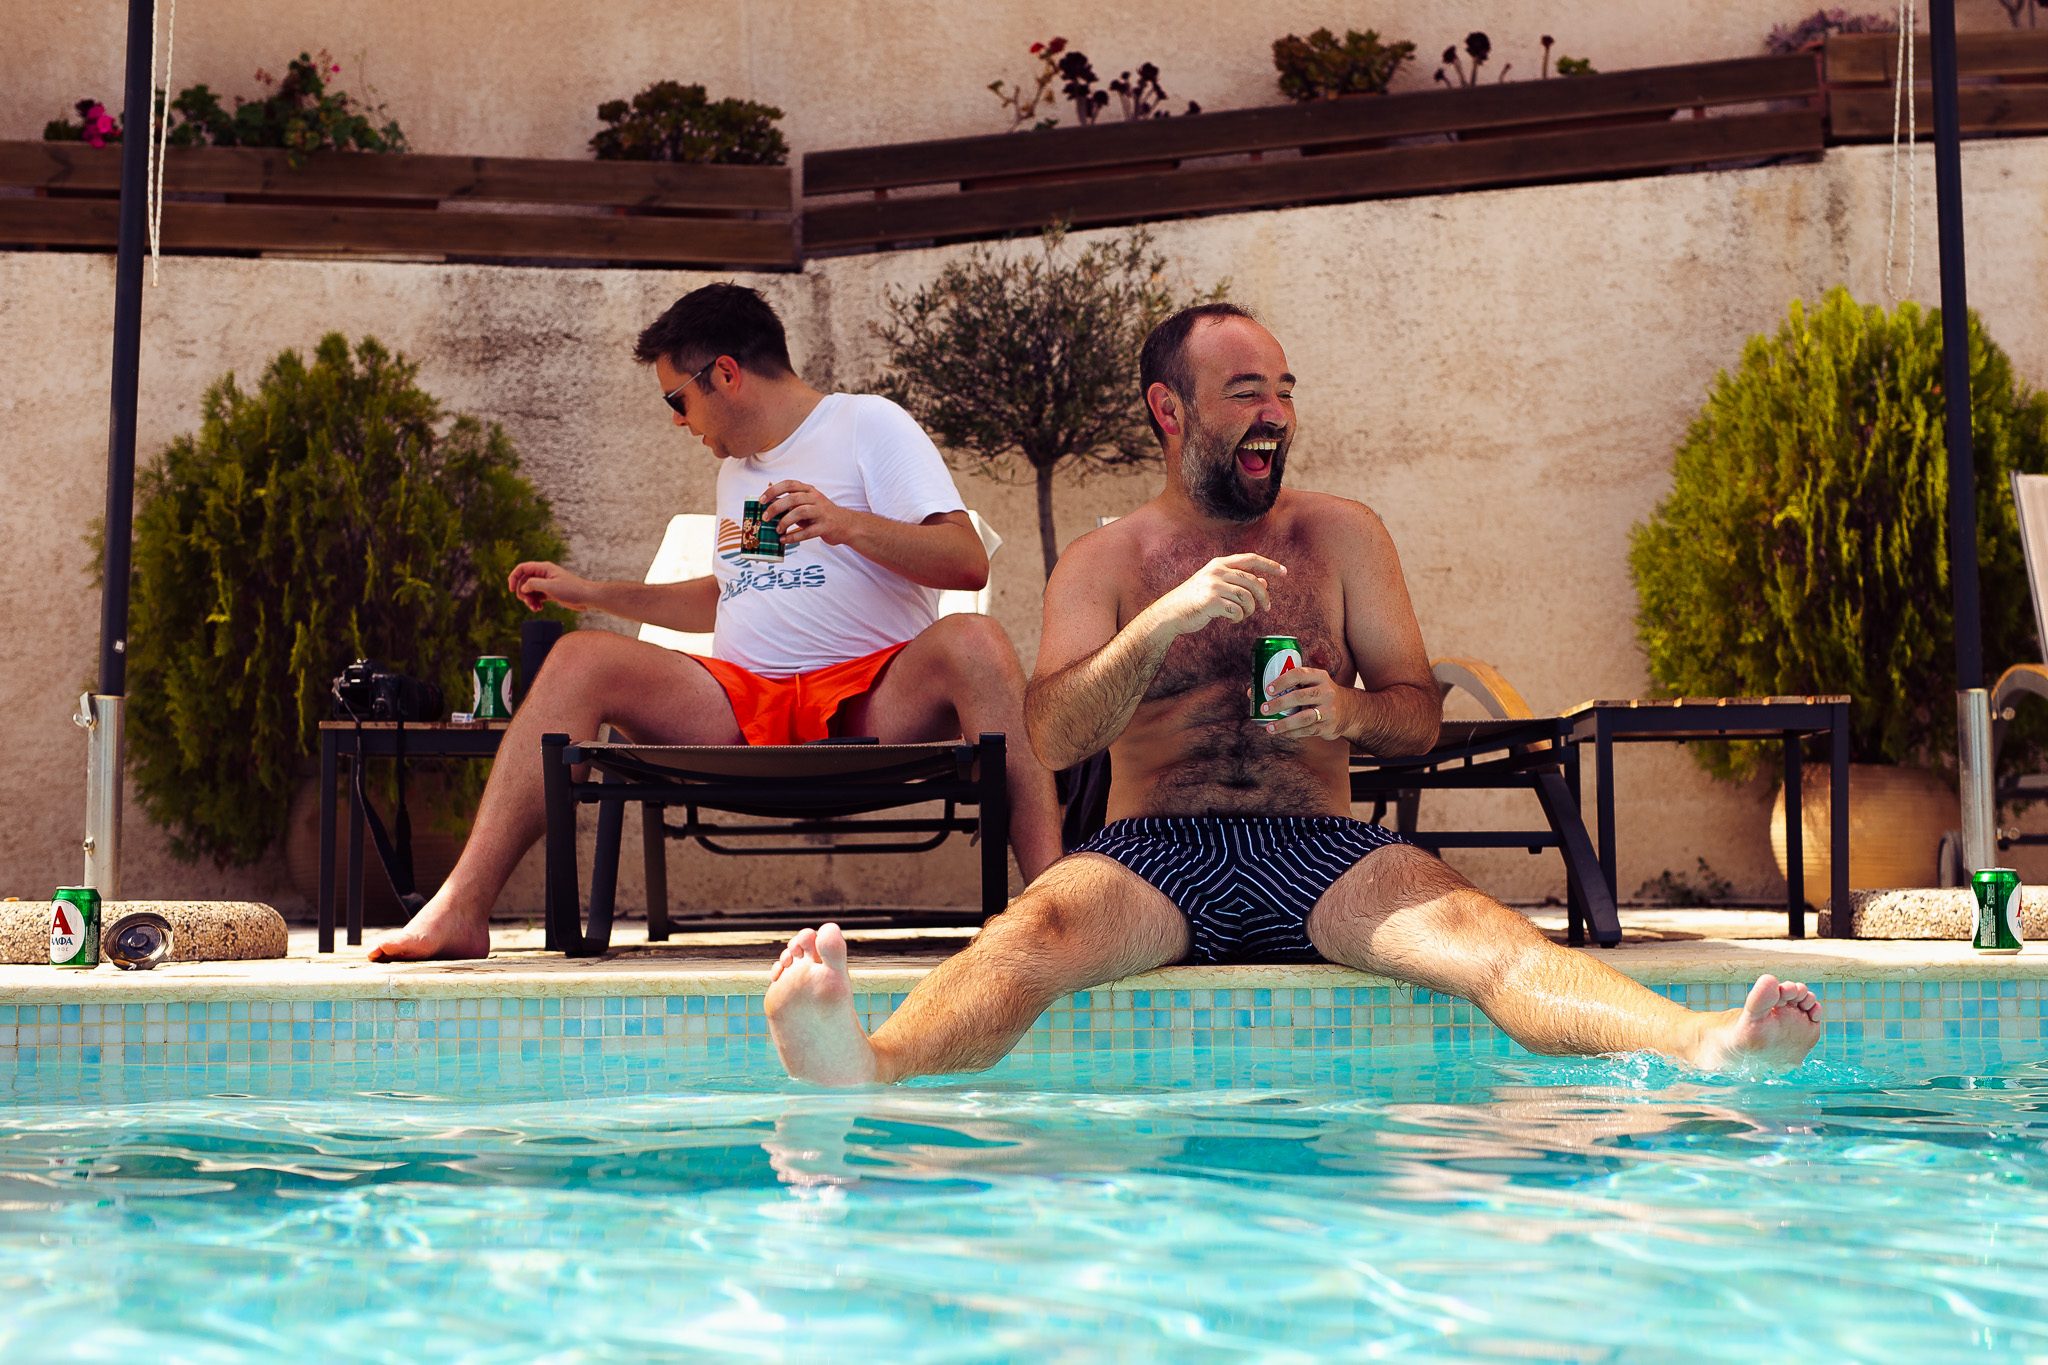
top-left (1252, 636), bottom-right (1305, 720)
top-left (739, 498), bottom-right (784, 562)
top-left (1972, 867), bottom-right (2024, 953)
top-left (49, 887), bottom-right (101, 969)
top-left (471, 656), bottom-right (513, 720)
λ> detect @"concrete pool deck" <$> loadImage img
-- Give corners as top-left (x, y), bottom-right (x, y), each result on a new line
top-left (0, 910), bottom-right (2041, 1004)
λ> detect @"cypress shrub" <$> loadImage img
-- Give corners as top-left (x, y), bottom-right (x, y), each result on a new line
top-left (1630, 288), bottom-right (2048, 781)
top-left (126, 334), bottom-right (569, 865)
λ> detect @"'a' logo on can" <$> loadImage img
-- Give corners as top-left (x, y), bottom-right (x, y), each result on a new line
top-left (1253, 636), bottom-right (1304, 719)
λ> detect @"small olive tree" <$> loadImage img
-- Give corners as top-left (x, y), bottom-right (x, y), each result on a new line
top-left (874, 226), bottom-right (1224, 578)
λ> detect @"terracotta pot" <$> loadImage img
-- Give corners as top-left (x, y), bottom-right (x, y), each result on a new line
top-left (284, 774), bottom-right (470, 927)
top-left (1769, 763), bottom-right (1955, 901)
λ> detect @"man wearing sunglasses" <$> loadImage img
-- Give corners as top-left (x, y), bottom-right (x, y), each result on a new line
top-left (370, 283), bottom-right (1063, 961)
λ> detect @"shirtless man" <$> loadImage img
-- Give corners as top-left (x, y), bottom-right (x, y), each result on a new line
top-left (765, 303), bottom-right (1823, 1083)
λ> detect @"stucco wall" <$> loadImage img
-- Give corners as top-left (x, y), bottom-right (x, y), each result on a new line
top-left (6, 139), bottom-right (2048, 918)
top-left (2, 1), bottom-right (2026, 163)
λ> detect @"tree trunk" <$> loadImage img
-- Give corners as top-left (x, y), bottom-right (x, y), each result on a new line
top-left (1036, 462), bottom-right (1060, 581)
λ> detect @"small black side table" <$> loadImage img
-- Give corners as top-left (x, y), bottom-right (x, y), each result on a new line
top-left (318, 720), bottom-right (510, 952)
top-left (1561, 697), bottom-right (1851, 939)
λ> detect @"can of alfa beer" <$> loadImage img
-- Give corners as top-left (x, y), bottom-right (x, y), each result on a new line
top-left (471, 656), bottom-right (513, 719)
top-left (1973, 867), bottom-right (2024, 953)
top-left (49, 887), bottom-right (101, 969)
top-left (1252, 636), bottom-right (1305, 720)
top-left (739, 499), bottom-right (784, 562)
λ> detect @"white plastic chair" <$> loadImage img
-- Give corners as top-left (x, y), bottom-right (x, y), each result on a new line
top-left (637, 510), bottom-right (1002, 656)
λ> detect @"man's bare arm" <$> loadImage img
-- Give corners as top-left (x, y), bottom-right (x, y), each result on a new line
top-left (1028, 549), bottom-right (1286, 771)
top-left (509, 562), bottom-right (718, 633)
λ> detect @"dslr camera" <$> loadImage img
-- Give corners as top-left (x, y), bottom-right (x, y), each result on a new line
top-left (331, 659), bottom-right (444, 723)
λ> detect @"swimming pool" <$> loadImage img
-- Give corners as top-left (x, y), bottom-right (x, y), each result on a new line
top-left (2, 1038), bottom-right (2044, 1361)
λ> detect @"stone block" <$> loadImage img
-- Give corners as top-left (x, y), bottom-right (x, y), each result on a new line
top-left (0, 900), bottom-right (287, 965)
top-left (1819, 887), bottom-right (2048, 940)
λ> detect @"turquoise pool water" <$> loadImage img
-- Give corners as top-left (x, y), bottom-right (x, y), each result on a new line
top-left (2, 1041), bottom-right (2045, 1362)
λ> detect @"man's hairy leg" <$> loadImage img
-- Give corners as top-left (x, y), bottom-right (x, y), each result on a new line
top-left (1308, 844), bottom-right (1822, 1070)
top-left (767, 854), bottom-right (1188, 1085)
top-left (368, 632), bottom-right (743, 962)
top-left (836, 613), bottom-right (1065, 882)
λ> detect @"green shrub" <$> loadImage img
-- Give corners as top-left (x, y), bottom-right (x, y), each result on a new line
top-left (126, 334), bottom-right (569, 866)
top-left (1273, 28), bottom-right (1417, 100)
top-left (1630, 287), bottom-right (2048, 781)
top-left (590, 82), bottom-right (788, 164)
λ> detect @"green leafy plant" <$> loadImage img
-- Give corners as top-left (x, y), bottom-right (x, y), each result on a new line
top-left (873, 226), bottom-right (1225, 579)
top-left (43, 98), bottom-right (122, 145)
top-left (590, 82), bottom-right (788, 164)
top-left (125, 334), bottom-right (569, 866)
top-left (1630, 288), bottom-right (2048, 782)
top-left (1273, 27), bottom-right (1417, 100)
top-left (49, 52), bottom-right (408, 165)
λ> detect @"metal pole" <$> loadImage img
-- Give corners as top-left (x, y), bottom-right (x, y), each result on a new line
top-left (1927, 0), bottom-right (1995, 871)
top-left (83, 0), bottom-right (158, 900)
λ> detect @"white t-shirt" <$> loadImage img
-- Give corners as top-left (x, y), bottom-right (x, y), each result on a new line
top-left (711, 393), bottom-right (966, 676)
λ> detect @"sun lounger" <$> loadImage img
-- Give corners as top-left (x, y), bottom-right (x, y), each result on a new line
top-left (543, 510), bottom-right (1009, 953)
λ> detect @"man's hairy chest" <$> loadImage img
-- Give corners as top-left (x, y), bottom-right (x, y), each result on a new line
top-left (1127, 537), bottom-right (1351, 706)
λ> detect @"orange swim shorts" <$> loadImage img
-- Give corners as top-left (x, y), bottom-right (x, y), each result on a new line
top-left (690, 642), bottom-right (910, 746)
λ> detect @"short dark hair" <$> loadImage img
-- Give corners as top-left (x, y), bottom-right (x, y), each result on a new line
top-left (1137, 302), bottom-right (1255, 444)
top-left (634, 283), bottom-right (795, 377)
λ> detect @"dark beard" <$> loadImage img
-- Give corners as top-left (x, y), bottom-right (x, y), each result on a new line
top-left (1182, 417), bottom-right (1288, 522)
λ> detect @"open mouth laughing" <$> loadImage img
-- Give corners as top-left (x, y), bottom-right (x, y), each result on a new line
top-left (1236, 436), bottom-right (1280, 476)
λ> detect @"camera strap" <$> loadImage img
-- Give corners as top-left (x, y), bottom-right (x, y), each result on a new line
top-left (349, 715), bottom-right (427, 918)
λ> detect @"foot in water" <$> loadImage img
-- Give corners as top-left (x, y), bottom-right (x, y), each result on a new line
top-left (1689, 974), bottom-right (1822, 1071)
top-left (766, 924), bottom-right (880, 1086)
top-left (364, 894), bottom-right (491, 962)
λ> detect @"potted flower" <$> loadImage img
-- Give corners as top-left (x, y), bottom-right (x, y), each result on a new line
top-left (1630, 288), bottom-right (2048, 896)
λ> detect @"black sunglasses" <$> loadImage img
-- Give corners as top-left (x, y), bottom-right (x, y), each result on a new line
top-left (662, 358), bottom-right (719, 416)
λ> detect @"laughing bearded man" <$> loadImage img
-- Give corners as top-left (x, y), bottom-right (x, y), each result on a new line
top-left (764, 302), bottom-right (1824, 1085)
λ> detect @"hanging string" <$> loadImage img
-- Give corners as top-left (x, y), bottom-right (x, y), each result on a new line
top-left (1884, 0), bottom-right (1917, 301)
top-left (142, 0), bottom-right (176, 286)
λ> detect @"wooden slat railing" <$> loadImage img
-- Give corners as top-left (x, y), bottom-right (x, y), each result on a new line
top-left (1825, 31), bottom-right (2048, 139)
top-left (803, 55), bottom-right (1823, 252)
top-left (0, 143), bottom-right (797, 267)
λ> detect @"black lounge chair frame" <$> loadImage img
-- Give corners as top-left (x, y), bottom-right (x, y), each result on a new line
top-left (542, 731), bottom-right (1009, 956)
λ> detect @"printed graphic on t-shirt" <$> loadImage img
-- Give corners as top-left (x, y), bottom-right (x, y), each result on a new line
top-left (717, 516), bottom-right (808, 563)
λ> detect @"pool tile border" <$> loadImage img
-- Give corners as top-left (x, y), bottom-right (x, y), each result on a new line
top-left (2, 977), bottom-right (2040, 1073)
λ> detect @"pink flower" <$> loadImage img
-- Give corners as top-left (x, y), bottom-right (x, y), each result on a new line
top-left (83, 103), bottom-right (114, 147)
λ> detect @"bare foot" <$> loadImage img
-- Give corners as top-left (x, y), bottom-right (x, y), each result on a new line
top-left (1689, 974), bottom-right (1823, 1071)
top-left (766, 924), bottom-right (880, 1086)
top-left (364, 893), bottom-right (491, 962)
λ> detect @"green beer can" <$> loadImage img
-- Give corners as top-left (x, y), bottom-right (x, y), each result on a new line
top-left (1973, 867), bottom-right (2024, 953)
top-left (1252, 636), bottom-right (1305, 720)
top-left (472, 656), bottom-right (513, 720)
top-left (49, 887), bottom-right (101, 969)
top-left (739, 499), bottom-right (784, 562)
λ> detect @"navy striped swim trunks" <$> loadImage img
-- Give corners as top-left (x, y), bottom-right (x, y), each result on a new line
top-left (1071, 816), bottom-right (1412, 964)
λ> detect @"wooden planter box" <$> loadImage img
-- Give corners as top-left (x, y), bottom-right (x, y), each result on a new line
top-left (801, 55), bottom-right (1826, 253)
top-left (0, 142), bottom-right (797, 268)
top-left (1823, 30), bottom-right (2048, 139)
